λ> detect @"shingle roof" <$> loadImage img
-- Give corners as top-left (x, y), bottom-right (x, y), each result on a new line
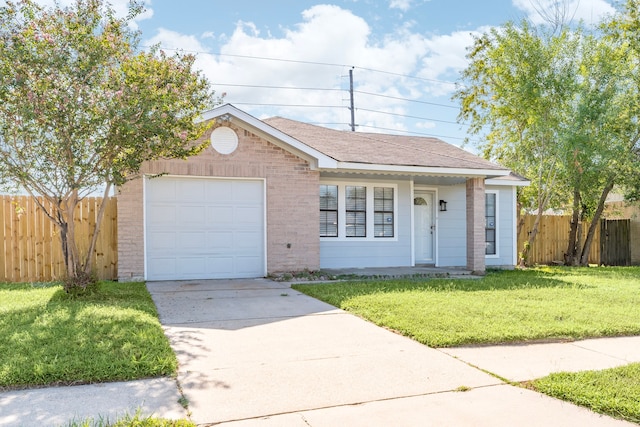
top-left (263, 116), bottom-right (507, 171)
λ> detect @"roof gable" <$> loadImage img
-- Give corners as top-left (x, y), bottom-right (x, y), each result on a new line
top-left (201, 104), bottom-right (511, 178)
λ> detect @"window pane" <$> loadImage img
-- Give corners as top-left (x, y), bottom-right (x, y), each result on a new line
top-left (374, 187), bottom-right (394, 238)
top-left (320, 185), bottom-right (337, 210)
top-left (320, 185), bottom-right (338, 237)
top-left (486, 193), bottom-right (496, 216)
top-left (346, 186), bottom-right (366, 237)
top-left (320, 211), bottom-right (338, 237)
top-left (485, 193), bottom-right (497, 254)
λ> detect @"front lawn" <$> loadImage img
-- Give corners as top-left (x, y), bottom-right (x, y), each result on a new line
top-left (293, 267), bottom-right (640, 347)
top-left (530, 363), bottom-right (640, 424)
top-left (0, 281), bottom-right (177, 389)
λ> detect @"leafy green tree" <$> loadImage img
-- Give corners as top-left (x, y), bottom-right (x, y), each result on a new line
top-left (455, 21), bottom-right (577, 265)
top-left (455, 18), bottom-right (640, 266)
top-left (0, 0), bottom-right (216, 289)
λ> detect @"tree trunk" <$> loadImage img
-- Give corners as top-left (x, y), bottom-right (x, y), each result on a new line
top-left (565, 187), bottom-right (581, 265)
top-left (82, 183), bottom-right (112, 274)
top-left (579, 179), bottom-right (615, 266)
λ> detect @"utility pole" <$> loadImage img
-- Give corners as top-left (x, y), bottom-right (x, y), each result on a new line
top-left (349, 67), bottom-right (355, 131)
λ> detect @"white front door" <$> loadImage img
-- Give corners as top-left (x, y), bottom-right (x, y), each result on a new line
top-left (414, 191), bottom-right (435, 264)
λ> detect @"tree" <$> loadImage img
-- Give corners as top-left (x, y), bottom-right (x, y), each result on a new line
top-left (455, 18), bottom-right (640, 266)
top-left (455, 21), bottom-right (578, 265)
top-left (0, 0), bottom-right (217, 290)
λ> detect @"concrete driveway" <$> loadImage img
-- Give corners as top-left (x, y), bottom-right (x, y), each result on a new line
top-left (147, 279), bottom-right (632, 426)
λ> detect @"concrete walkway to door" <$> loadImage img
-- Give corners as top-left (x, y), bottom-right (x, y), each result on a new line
top-left (148, 279), bottom-right (634, 427)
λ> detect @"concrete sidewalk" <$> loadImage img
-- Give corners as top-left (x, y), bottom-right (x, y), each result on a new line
top-left (1, 278), bottom-right (639, 426)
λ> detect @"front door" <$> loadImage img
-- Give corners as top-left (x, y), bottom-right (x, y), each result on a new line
top-left (414, 191), bottom-right (435, 264)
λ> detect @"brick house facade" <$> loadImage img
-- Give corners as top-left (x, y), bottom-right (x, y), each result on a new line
top-left (117, 104), bottom-right (527, 281)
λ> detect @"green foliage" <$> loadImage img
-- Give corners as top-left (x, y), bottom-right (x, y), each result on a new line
top-left (0, 0), bottom-right (218, 283)
top-left (455, 16), bottom-right (640, 265)
top-left (0, 281), bottom-right (177, 388)
top-left (293, 267), bottom-right (640, 347)
top-left (66, 413), bottom-right (196, 427)
top-left (531, 363), bottom-right (640, 424)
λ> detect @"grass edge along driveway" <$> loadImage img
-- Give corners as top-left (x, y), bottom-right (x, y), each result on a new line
top-left (293, 266), bottom-right (640, 424)
top-left (292, 266), bottom-right (640, 348)
top-left (0, 281), bottom-right (177, 390)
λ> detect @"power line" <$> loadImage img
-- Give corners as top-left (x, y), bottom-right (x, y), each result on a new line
top-left (233, 102), bottom-right (345, 109)
top-left (354, 90), bottom-right (459, 109)
top-left (214, 83), bottom-right (343, 92)
top-left (356, 108), bottom-right (465, 126)
top-left (146, 46), bottom-right (459, 87)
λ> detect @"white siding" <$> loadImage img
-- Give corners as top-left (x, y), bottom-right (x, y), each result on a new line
top-left (436, 184), bottom-right (468, 267)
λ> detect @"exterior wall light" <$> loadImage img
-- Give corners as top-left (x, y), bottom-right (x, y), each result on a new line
top-left (439, 200), bottom-right (447, 212)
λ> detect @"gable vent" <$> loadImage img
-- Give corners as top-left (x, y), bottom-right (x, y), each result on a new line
top-left (210, 126), bottom-right (239, 155)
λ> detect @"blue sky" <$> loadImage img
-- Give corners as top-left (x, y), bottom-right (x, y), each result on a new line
top-left (20, 0), bottom-right (618, 147)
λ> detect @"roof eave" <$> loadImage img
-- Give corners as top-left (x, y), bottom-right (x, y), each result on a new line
top-left (486, 177), bottom-right (531, 187)
top-left (329, 162), bottom-right (512, 178)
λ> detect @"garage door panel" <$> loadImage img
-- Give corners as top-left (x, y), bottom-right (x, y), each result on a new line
top-left (235, 231), bottom-right (263, 250)
top-left (178, 232), bottom-right (206, 250)
top-left (177, 257), bottom-right (207, 276)
top-left (233, 181), bottom-right (262, 202)
top-left (206, 181), bottom-right (234, 201)
top-left (147, 204), bottom-right (177, 226)
top-left (148, 231), bottom-right (177, 251)
top-left (147, 180), bottom-right (176, 202)
top-left (207, 206), bottom-right (234, 224)
top-left (177, 179), bottom-right (205, 201)
top-left (207, 258), bottom-right (234, 275)
top-left (206, 231), bottom-right (234, 250)
top-left (178, 205), bottom-right (206, 224)
top-left (145, 177), bottom-right (264, 281)
top-left (235, 206), bottom-right (262, 225)
top-left (236, 256), bottom-right (262, 274)
top-left (147, 257), bottom-right (177, 277)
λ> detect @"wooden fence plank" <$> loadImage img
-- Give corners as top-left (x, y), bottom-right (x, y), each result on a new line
top-left (0, 195), bottom-right (118, 282)
top-left (518, 215), bottom-right (601, 265)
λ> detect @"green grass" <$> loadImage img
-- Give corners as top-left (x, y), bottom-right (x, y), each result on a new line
top-left (530, 363), bottom-right (640, 424)
top-left (66, 412), bottom-right (195, 426)
top-left (292, 266), bottom-right (640, 347)
top-left (0, 281), bottom-right (177, 389)
top-left (66, 412), bottom-right (195, 427)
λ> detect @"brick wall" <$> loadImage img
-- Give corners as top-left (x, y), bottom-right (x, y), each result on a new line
top-left (117, 121), bottom-right (320, 280)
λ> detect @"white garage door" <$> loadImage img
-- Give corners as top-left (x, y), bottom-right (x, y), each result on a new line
top-left (145, 176), bottom-right (264, 281)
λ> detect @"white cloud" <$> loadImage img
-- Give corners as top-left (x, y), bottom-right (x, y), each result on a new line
top-left (145, 4), bottom-right (474, 134)
top-left (147, 28), bottom-right (209, 53)
top-left (389, 0), bottom-right (413, 12)
top-left (512, 0), bottom-right (615, 26)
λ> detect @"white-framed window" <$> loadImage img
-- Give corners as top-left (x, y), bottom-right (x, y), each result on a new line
top-left (374, 187), bottom-right (394, 237)
top-left (485, 191), bottom-right (498, 256)
top-left (319, 181), bottom-right (397, 240)
top-left (320, 184), bottom-right (338, 237)
top-left (346, 185), bottom-right (367, 237)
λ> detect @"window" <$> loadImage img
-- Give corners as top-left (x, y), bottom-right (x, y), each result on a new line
top-left (374, 187), bottom-right (394, 237)
top-left (320, 185), bottom-right (338, 237)
top-left (319, 182), bottom-right (397, 240)
top-left (485, 192), bottom-right (496, 255)
top-left (346, 186), bottom-right (366, 237)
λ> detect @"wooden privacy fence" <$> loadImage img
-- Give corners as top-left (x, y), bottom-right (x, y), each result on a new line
top-left (0, 195), bottom-right (117, 282)
top-left (518, 215), bottom-right (601, 265)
